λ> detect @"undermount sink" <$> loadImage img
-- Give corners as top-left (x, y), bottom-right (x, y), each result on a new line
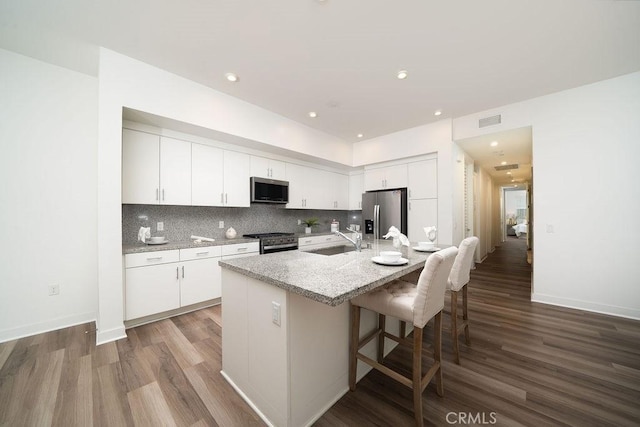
top-left (307, 245), bottom-right (358, 256)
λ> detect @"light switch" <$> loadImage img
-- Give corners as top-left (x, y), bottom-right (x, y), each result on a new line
top-left (546, 224), bottom-right (554, 233)
top-left (272, 301), bottom-right (281, 326)
top-left (157, 222), bottom-right (164, 231)
top-left (219, 221), bottom-right (224, 229)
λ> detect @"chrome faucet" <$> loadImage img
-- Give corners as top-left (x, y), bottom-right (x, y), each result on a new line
top-left (334, 227), bottom-right (362, 252)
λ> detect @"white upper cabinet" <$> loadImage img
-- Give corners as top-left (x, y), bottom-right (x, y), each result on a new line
top-left (286, 163), bottom-right (307, 208)
top-left (349, 173), bottom-right (364, 210)
top-left (250, 156), bottom-right (286, 181)
top-left (407, 159), bottom-right (437, 199)
top-left (160, 137), bottom-right (192, 205)
top-left (191, 143), bottom-right (224, 206)
top-left (223, 151), bottom-right (251, 207)
top-left (408, 198), bottom-right (438, 243)
top-left (286, 164), bottom-right (348, 210)
top-left (122, 130), bottom-right (191, 205)
top-left (329, 172), bottom-right (349, 210)
top-left (364, 164), bottom-right (407, 191)
top-left (122, 129), bottom-right (160, 204)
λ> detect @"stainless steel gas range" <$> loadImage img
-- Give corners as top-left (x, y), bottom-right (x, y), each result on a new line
top-left (242, 232), bottom-right (298, 254)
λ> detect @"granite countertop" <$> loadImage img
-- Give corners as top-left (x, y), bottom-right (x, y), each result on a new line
top-left (122, 237), bottom-right (258, 254)
top-left (122, 231), bottom-right (339, 254)
top-left (219, 240), bottom-right (437, 306)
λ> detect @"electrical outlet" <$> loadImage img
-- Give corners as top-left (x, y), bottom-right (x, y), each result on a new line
top-left (272, 301), bottom-right (281, 326)
top-left (157, 222), bottom-right (164, 231)
top-left (48, 284), bottom-right (60, 296)
top-left (219, 221), bottom-right (224, 229)
top-left (297, 219), bottom-right (301, 225)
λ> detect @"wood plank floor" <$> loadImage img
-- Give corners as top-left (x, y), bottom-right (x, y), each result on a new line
top-left (1, 236), bottom-right (639, 426)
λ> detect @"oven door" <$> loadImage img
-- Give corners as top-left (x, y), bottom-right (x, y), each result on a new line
top-left (261, 242), bottom-right (299, 254)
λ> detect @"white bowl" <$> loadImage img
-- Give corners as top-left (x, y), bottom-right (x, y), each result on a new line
top-left (149, 236), bottom-right (165, 243)
top-left (418, 241), bottom-right (435, 249)
top-left (380, 251), bottom-right (402, 263)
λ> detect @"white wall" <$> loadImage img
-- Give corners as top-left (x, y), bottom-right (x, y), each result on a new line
top-left (0, 49), bottom-right (98, 341)
top-left (352, 119), bottom-right (456, 245)
top-left (96, 49), bottom-right (355, 344)
top-left (454, 71), bottom-right (640, 320)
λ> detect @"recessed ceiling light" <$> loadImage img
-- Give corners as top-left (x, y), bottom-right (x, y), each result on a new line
top-left (397, 70), bottom-right (408, 80)
top-left (501, 161), bottom-right (507, 165)
top-left (224, 72), bottom-right (238, 82)
top-left (507, 171), bottom-right (512, 175)
top-left (434, 110), bottom-right (442, 116)
top-left (490, 141), bottom-right (498, 147)
top-left (308, 111), bottom-right (317, 118)
top-left (357, 133), bottom-right (364, 138)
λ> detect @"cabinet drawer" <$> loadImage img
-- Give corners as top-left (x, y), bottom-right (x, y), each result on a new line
top-left (221, 242), bottom-right (259, 257)
top-left (298, 235), bottom-right (342, 247)
top-left (180, 246), bottom-right (222, 261)
top-left (125, 250), bottom-right (180, 268)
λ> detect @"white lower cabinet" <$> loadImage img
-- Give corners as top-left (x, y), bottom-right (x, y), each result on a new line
top-left (407, 198), bottom-right (438, 243)
top-left (298, 234), bottom-right (345, 251)
top-left (124, 245), bottom-right (229, 321)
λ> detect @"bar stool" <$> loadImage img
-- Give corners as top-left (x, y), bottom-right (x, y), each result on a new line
top-left (447, 236), bottom-right (479, 365)
top-left (349, 247), bottom-right (458, 426)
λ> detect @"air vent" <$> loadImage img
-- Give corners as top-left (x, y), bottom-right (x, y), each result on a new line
top-left (494, 164), bottom-right (519, 171)
top-left (479, 114), bottom-right (501, 128)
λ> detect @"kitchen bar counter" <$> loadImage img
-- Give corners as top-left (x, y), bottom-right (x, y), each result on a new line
top-left (219, 240), bottom-right (429, 306)
top-left (219, 240), bottom-right (439, 427)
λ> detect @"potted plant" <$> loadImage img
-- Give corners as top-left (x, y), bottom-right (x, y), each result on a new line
top-left (302, 218), bottom-right (319, 234)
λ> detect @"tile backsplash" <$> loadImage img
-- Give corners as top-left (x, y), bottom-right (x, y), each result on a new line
top-left (122, 204), bottom-right (362, 244)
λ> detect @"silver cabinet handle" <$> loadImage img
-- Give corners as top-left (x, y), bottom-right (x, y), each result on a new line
top-left (196, 251), bottom-right (209, 256)
top-left (225, 193), bottom-right (228, 204)
top-left (236, 247), bottom-right (248, 252)
top-left (176, 267), bottom-right (179, 280)
top-left (156, 188), bottom-right (159, 201)
top-left (146, 256), bottom-right (162, 261)
top-left (182, 266), bottom-right (184, 279)
top-left (162, 189), bottom-right (165, 201)
top-left (221, 193), bottom-right (224, 203)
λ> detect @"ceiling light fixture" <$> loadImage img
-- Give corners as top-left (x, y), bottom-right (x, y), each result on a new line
top-left (507, 171), bottom-right (512, 175)
top-left (308, 111), bottom-right (317, 118)
top-left (501, 161), bottom-right (507, 165)
top-left (224, 72), bottom-right (238, 82)
top-left (434, 110), bottom-right (442, 116)
top-left (490, 141), bottom-right (498, 147)
top-left (397, 70), bottom-right (408, 80)
top-left (357, 133), bottom-right (364, 138)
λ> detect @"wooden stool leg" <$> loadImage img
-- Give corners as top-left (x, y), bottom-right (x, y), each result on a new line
top-left (412, 326), bottom-right (423, 426)
top-left (349, 304), bottom-right (360, 391)
top-left (450, 290), bottom-right (460, 365)
top-left (377, 314), bottom-right (386, 363)
top-left (434, 312), bottom-right (444, 397)
top-left (400, 321), bottom-right (406, 339)
top-left (462, 286), bottom-right (471, 345)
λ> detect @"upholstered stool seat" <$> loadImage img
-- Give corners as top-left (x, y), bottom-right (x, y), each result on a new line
top-left (349, 247), bottom-right (458, 426)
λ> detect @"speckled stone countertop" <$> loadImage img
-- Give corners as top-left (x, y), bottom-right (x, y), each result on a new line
top-left (122, 237), bottom-right (258, 254)
top-left (219, 240), bottom-right (437, 306)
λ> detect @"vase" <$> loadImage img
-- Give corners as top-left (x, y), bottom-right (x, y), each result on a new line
top-left (305, 227), bottom-right (311, 234)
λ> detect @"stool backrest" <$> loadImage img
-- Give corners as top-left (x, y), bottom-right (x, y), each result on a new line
top-left (412, 246), bottom-right (458, 328)
top-left (448, 236), bottom-right (479, 292)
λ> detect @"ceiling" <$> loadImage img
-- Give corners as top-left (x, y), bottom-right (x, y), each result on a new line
top-left (2, 0), bottom-right (640, 145)
top-left (456, 127), bottom-right (532, 187)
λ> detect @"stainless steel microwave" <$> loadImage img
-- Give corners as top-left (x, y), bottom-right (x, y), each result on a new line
top-left (250, 177), bottom-right (289, 204)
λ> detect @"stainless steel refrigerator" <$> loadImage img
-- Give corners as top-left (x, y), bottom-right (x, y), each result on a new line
top-left (361, 188), bottom-right (408, 241)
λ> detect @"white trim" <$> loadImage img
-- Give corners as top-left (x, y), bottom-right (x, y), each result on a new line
top-left (220, 370), bottom-right (276, 427)
top-left (0, 312), bottom-right (95, 344)
top-left (532, 293), bottom-right (640, 321)
top-left (96, 326), bottom-right (127, 346)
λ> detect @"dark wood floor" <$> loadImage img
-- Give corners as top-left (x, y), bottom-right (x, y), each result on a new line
top-left (1, 236), bottom-right (639, 426)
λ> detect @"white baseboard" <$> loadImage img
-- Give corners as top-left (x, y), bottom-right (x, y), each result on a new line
top-left (96, 325), bottom-right (127, 346)
top-left (220, 370), bottom-right (275, 427)
top-left (532, 293), bottom-right (640, 321)
top-left (0, 312), bottom-right (96, 344)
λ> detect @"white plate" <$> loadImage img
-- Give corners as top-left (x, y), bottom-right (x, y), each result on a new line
top-left (412, 246), bottom-right (441, 252)
top-left (372, 256), bottom-right (409, 266)
top-left (146, 239), bottom-right (169, 245)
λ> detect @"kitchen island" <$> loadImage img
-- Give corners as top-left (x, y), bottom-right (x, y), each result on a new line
top-left (219, 240), bottom-right (433, 427)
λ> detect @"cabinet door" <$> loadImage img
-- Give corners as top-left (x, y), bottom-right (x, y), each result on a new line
top-left (385, 164), bottom-right (408, 189)
top-left (305, 168), bottom-right (328, 209)
top-left (160, 137), bottom-right (192, 205)
top-left (180, 258), bottom-right (221, 306)
top-left (349, 173), bottom-right (364, 210)
top-left (250, 156), bottom-right (271, 179)
top-left (332, 173), bottom-right (349, 210)
top-left (125, 263), bottom-right (180, 320)
top-left (192, 143), bottom-right (224, 206)
top-left (223, 151), bottom-right (250, 207)
top-left (269, 159), bottom-right (287, 180)
top-left (408, 159), bottom-right (437, 199)
top-left (407, 199), bottom-right (438, 243)
top-left (286, 163), bottom-right (307, 208)
top-left (364, 168), bottom-right (386, 191)
top-left (122, 129), bottom-right (160, 204)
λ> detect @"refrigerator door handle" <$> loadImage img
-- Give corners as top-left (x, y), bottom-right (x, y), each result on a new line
top-left (374, 204), bottom-right (380, 240)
